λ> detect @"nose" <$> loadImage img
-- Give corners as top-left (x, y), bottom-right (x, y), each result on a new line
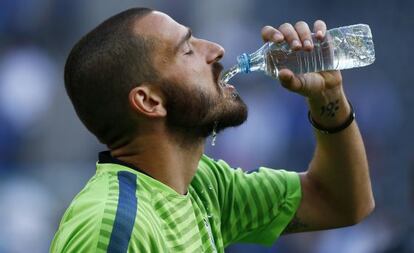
top-left (204, 40), bottom-right (225, 64)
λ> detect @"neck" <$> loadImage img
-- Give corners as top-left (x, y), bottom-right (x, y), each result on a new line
top-left (110, 131), bottom-right (205, 195)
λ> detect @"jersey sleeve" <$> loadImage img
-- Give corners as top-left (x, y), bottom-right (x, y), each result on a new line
top-left (50, 170), bottom-right (161, 253)
top-left (198, 155), bottom-right (302, 247)
top-left (50, 173), bottom-right (117, 253)
top-left (49, 188), bottom-right (107, 252)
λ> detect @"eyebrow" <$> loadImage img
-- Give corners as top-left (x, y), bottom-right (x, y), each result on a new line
top-left (174, 27), bottom-right (192, 53)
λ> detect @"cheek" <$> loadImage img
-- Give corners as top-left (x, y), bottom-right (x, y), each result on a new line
top-left (185, 61), bottom-right (204, 77)
top-left (172, 61), bottom-right (201, 83)
top-left (172, 59), bottom-right (218, 95)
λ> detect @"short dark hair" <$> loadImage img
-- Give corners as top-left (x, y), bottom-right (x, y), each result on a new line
top-left (64, 8), bottom-right (157, 147)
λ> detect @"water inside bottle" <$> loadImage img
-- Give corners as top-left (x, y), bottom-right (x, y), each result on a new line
top-left (265, 25), bottom-right (374, 77)
top-left (220, 65), bottom-right (239, 84)
top-left (265, 38), bottom-right (335, 77)
top-left (328, 25), bottom-right (375, 69)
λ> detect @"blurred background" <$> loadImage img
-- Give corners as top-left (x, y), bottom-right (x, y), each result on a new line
top-left (0, 0), bottom-right (413, 252)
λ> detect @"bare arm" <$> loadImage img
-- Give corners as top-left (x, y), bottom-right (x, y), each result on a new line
top-left (261, 21), bottom-right (375, 233)
top-left (287, 93), bottom-right (374, 232)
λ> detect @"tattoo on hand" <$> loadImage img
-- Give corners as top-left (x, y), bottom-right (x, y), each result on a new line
top-left (320, 99), bottom-right (340, 118)
top-left (283, 215), bottom-right (309, 234)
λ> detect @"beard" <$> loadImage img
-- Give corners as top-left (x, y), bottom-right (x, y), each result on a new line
top-left (158, 63), bottom-right (248, 139)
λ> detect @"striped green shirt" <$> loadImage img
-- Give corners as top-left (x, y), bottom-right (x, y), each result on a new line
top-left (50, 152), bottom-right (301, 252)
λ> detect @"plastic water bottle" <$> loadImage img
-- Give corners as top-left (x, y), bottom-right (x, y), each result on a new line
top-left (221, 24), bottom-right (375, 83)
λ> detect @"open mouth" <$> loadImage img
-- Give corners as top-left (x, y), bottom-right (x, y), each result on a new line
top-left (213, 63), bottom-right (236, 97)
top-left (218, 77), bottom-right (231, 89)
top-left (213, 62), bottom-right (228, 88)
top-left (217, 71), bottom-right (230, 89)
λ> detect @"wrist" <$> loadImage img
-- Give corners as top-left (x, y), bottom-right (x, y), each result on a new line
top-left (307, 90), bottom-right (351, 129)
top-left (308, 95), bottom-right (355, 134)
top-left (308, 100), bottom-right (355, 134)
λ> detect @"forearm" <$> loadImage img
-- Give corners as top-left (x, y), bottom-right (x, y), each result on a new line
top-left (306, 88), bottom-right (374, 223)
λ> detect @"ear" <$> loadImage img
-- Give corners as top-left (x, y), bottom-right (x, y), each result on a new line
top-left (129, 85), bottom-right (167, 118)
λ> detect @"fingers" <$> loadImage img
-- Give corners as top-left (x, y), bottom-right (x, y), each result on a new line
top-left (278, 23), bottom-right (302, 50)
top-left (261, 20), bottom-right (327, 50)
top-left (260, 19), bottom-right (332, 98)
top-left (294, 21), bottom-right (313, 51)
top-left (313, 20), bottom-right (327, 40)
top-left (261, 26), bottom-right (284, 43)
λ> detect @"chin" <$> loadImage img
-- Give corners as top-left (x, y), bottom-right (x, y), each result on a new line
top-left (215, 101), bottom-right (248, 133)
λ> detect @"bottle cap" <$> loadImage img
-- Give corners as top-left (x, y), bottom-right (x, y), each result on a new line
top-left (237, 53), bottom-right (251, 73)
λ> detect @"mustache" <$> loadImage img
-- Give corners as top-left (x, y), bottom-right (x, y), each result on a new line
top-left (212, 62), bottom-right (224, 84)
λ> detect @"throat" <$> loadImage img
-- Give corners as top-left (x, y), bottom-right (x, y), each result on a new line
top-left (110, 134), bottom-right (205, 195)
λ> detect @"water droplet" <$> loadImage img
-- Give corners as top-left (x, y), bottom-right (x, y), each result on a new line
top-left (211, 121), bottom-right (218, 146)
top-left (211, 134), bottom-right (216, 146)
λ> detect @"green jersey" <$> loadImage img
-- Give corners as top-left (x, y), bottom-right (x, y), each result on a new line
top-left (50, 151), bottom-right (301, 252)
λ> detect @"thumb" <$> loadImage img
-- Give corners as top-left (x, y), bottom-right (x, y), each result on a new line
top-left (278, 69), bottom-right (304, 93)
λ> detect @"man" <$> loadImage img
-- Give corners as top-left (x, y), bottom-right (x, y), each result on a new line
top-left (51, 7), bottom-right (375, 253)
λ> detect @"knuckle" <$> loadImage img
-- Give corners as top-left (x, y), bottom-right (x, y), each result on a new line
top-left (295, 20), bottom-right (308, 28)
top-left (315, 20), bottom-right (326, 27)
top-left (279, 22), bottom-right (293, 30)
top-left (261, 25), bottom-right (274, 33)
top-left (262, 26), bottom-right (279, 39)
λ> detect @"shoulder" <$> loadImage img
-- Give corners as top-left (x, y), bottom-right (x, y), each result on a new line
top-left (51, 170), bottom-right (143, 252)
top-left (192, 155), bottom-right (239, 203)
top-left (197, 154), bottom-right (236, 178)
top-left (50, 172), bottom-right (112, 252)
top-left (194, 155), bottom-right (231, 188)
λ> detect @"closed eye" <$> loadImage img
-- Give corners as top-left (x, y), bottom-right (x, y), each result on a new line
top-left (185, 49), bottom-right (194, 55)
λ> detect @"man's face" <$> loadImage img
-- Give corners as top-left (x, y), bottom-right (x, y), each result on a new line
top-left (136, 12), bottom-right (247, 137)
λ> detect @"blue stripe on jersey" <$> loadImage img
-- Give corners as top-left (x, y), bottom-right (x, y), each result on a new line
top-left (107, 171), bottom-right (138, 253)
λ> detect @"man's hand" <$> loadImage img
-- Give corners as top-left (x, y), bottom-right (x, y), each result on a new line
top-left (261, 20), bottom-right (342, 100)
top-left (262, 20), bottom-right (351, 129)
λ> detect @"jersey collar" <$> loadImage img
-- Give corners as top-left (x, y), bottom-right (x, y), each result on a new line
top-left (98, 151), bottom-right (152, 178)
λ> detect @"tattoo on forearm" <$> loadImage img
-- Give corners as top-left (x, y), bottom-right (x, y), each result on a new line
top-left (320, 99), bottom-right (340, 118)
top-left (283, 215), bottom-right (309, 234)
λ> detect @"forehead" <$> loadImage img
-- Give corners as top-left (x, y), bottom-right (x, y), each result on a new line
top-left (133, 11), bottom-right (186, 48)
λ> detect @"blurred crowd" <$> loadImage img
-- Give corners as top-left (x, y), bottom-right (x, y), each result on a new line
top-left (0, 0), bottom-right (412, 252)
